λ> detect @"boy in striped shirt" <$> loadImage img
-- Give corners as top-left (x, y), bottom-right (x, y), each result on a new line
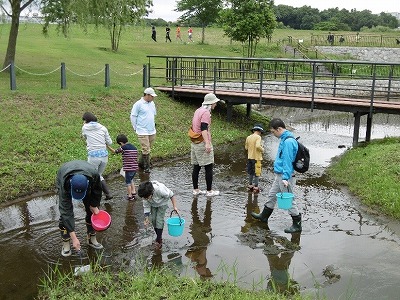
top-left (113, 134), bottom-right (139, 200)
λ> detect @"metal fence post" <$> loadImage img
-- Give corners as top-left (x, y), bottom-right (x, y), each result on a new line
top-left (104, 64), bottom-right (110, 88)
top-left (311, 62), bottom-right (316, 111)
top-left (213, 65), bottom-right (217, 93)
top-left (258, 66), bottom-right (263, 108)
top-left (9, 61), bottom-right (16, 90)
top-left (147, 63), bottom-right (151, 87)
top-left (61, 62), bottom-right (66, 89)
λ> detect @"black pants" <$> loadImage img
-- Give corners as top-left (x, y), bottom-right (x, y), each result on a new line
top-left (192, 163), bottom-right (213, 191)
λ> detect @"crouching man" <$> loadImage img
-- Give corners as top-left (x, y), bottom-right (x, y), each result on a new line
top-left (56, 160), bottom-right (104, 257)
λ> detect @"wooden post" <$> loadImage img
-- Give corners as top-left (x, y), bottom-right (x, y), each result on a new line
top-left (9, 61), bottom-right (16, 90)
top-left (104, 64), bottom-right (110, 88)
top-left (61, 62), bottom-right (66, 89)
top-left (142, 64), bottom-right (147, 88)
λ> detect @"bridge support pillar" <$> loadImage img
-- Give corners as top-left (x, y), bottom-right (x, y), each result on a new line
top-left (353, 112), bottom-right (361, 147)
top-left (246, 103), bottom-right (251, 118)
top-left (366, 114), bottom-right (373, 142)
top-left (226, 102), bottom-right (233, 122)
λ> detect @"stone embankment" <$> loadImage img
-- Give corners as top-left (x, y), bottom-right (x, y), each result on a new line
top-left (315, 46), bottom-right (400, 63)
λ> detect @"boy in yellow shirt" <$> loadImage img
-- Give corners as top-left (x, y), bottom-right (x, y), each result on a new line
top-left (245, 124), bottom-right (264, 193)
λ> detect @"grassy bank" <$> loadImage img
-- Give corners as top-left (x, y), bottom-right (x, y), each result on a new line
top-left (327, 137), bottom-right (400, 219)
top-left (37, 264), bottom-right (304, 300)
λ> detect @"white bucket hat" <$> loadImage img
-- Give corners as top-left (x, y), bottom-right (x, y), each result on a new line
top-left (202, 93), bottom-right (220, 105)
top-left (144, 87), bottom-right (157, 97)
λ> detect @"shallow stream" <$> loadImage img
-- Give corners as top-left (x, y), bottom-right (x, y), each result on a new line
top-left (1, 109), bottom-right (400, 300)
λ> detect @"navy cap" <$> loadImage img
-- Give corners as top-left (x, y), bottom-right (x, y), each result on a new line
top-left (251, 124), bottom-right (264, 133)
top-left (70, 174), bottom-right (88, 201)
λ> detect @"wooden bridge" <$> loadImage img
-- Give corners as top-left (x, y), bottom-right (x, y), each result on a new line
top-left (146, 55), bottom-right (400, 146)
top-left (156, 86), bottom-right (400, 146)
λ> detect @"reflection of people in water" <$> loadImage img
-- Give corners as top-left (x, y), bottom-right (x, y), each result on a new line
top-left (185, 198), bottom-right (213, 279)
top-left (241, 193), bottom-right (260, 233)
top-left (265, 233), bottom-right (301, 295)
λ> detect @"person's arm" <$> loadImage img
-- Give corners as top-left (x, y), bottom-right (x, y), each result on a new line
top-left (130, 103), bottom-right (138, 131)
top-left (70, 231), bottom-right (80, 251)
top-left (281, 139), bottom-right (297, 184)
top-left (107, 144), bottom-right (115, 153)
top-left (200, 122), bottom-right (211, 153)
top-left (89, 174), bottom-right (102, 209)
top-left (143, 198), bottom-right (151, 226)
top-left (256, 136), bottom-right (264, 153)
top-left (170, 195), bottom-right (178, 213)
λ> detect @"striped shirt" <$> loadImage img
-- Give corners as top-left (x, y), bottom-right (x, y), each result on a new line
top-left (115, 143), bottom-right (138, 172)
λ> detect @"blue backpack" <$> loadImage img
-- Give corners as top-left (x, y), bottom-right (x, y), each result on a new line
top-left (284, 136), bottom-right (310, 173)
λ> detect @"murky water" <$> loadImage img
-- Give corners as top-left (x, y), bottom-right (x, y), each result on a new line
top-left (1, 109), bottom-right (400, 300)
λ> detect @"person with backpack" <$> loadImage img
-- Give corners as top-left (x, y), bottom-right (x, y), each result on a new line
top-left (251, 118), bottom-right (302, 233)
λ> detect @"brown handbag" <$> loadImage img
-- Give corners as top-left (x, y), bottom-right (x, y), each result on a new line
top-left (188, 127), bottom-right (204, 144)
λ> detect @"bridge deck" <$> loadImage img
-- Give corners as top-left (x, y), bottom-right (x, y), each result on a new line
top-left (156, 86), bottom-right (400, 115)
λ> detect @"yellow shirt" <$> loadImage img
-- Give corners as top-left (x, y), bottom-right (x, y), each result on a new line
top-left (245, 133), bottom-right (264, 160)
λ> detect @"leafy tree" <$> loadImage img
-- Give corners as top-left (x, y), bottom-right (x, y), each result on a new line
top-left (1, 0), bottom-right (36, 69)
top-left (41, 0), bottom-right (152, 51)
top-left (220, 0), bottom-right (276, 57)
top-left (176, 0), bottom-right (223, 43)
top-left (41, 0), bottom-right (74, 37)
top-left (377, 12), bottom-right (398, 29)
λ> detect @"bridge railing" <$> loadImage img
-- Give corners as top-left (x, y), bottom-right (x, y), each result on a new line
top-left (147, 55), bottom-right (400, 102)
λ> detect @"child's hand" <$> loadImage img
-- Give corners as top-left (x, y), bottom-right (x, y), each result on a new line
top-left (144, 216), bottom-right (150, 227)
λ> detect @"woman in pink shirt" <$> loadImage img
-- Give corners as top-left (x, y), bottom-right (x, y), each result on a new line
top-left (190, 93), bottom-right (221, 197)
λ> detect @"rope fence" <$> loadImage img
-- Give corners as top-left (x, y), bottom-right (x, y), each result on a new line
top-left (0, 62), bottom-right (146, 90)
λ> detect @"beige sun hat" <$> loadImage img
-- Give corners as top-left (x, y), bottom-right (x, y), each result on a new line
top-left (202, 93), bottom-right (220, 105)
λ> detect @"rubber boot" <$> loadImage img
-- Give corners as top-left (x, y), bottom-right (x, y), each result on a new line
top-left (138, 151), bottom-right (145, 170)
top-left (142, 154), bottom-right (150, 173)
top-left (251, 207), bottom-right (273, 223)
top-left (88, 234), bottom-right (104, 250)
top-left (61, 239), bottom-right (71, 257)
top-left (101, 180), bottom-right (113, 200)
top-left (284, 214), bottom-right (302, 233)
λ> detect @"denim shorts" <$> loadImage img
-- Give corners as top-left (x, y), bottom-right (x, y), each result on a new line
top-left (125, 171), bottom-right (136, 185)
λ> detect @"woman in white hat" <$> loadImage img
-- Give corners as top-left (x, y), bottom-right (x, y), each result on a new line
top-left (190, 93), bottom-right (220, 197)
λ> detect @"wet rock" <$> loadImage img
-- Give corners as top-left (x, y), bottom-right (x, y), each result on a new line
top-left (322, 264), bottom-right (341, 285)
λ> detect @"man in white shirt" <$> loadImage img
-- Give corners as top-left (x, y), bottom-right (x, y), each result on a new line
top-left (130, 87), bottom-right (157, 173)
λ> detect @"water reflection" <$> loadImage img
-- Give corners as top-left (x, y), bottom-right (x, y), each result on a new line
top-left (185, 197), bottom-right (213, 279)
top-left (265, 233), bottom-right (301, 295)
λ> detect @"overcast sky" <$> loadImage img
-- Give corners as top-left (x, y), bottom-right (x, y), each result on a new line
top-left (148, 0), bottom-right (399, 22)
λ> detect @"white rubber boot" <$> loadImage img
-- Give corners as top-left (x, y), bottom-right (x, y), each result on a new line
top-left (88, 234), bottom-right (104, 250)
top-left (61, 240), bottom-right (71, 257)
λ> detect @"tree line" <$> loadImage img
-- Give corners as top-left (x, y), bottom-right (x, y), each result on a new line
top-left (274, 5), bottom-right (399, 31)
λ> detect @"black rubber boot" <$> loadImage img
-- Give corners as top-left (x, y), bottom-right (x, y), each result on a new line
top-left (284, 214), bottom-right (302, 233)
top-left (251, 207), bottom-right (273, 223)
top-left (101, 180), bottom-right (113, 200)
top-left (142, 154), bottom-right (150, 173)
